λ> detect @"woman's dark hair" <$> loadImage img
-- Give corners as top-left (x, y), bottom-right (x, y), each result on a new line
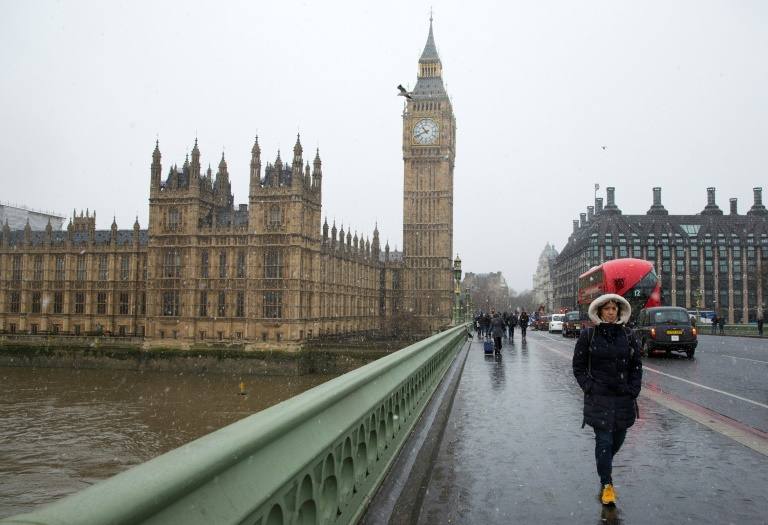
top-left (598, 299), bottom-right (622, 320)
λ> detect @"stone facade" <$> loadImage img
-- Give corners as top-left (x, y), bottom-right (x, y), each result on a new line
top-left (552, 186), bottom-right (768, 324)
top-left (532, 243), bottom-right (559, 312)
top-left (401, 18), bottom-right (456, 333)
top-left (0, 22), bottom-right (454, 347)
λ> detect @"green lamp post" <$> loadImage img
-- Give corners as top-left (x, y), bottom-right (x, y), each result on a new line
top-left (453, 254), bottom-right (462, 325)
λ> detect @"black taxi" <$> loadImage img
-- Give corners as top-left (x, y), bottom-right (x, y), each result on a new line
top-left (562, 310), bottom-right (587, 337)
top-left (633, 306), bottom-right (698, 358)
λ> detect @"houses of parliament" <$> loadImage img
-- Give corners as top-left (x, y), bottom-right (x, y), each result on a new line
top-left (0, 21), bottom-right (456, 348)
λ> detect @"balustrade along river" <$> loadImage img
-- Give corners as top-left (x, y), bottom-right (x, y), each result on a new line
top-left (0, 365), bottom-right (338, 518)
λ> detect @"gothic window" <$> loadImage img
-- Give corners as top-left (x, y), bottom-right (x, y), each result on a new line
top-left (199, 291), bottom-right (208, 317)
top-left (264, 291), bottom-right (282, 318)
top-left (200, 250), bottom-right (209, 278)
top-left (12, 255), bottom-right (22, 281)
top-left (97, 292), bottom-right (107, 314)
top-left (8, 292), bottom-right (20, 313)
top-left (53, 292), bottom-right (63, 314)
top-left (31, 292), bottom-right (41, 313)
top-left (218, 291), bottom-right (226, 316)
top-left (236, 291), bottom-right (245, 317)
top-left (117, 293), bottom-right (128, 315)
top-left (219, 251), bottom-right (227, 279)
top-left (168, 208), bottom-right (181, 230)
top-left (76, 255), bottom-right (86, 282)
top-left (98, 254), bottom-right (108, 281)
top-left (162, 291), bottom-right (179, 316)
top-left (268, 205), bottom-right (282, 229)
top-left (74, 292), bottom-right (85, 314)
top-left (265, 249), bottom-right (283, 279)
top-left (120, 255), bottom-right (130, 281)
top-left (138, 292), bottom-right (146, 315)
top-left (55, 255), bottom-right (65, 281)
top-left (163, 249), bottom-right (181, 278)
top-left (236, 250), bottom-right (246, 278)
top-left (33, 255), bottom-right (43, 281)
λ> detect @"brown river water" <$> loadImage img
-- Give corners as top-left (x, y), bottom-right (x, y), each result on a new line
top-left (0, 366), bottom-right (337, 518)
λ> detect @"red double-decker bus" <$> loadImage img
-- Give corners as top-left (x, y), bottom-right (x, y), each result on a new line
top-left (577, 258), bottom-right (661, 326)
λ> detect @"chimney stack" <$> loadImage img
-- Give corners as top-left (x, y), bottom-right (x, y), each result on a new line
top-left (647, 186), bottom-right (668, 215)
top-left (573, 220), bottom-right (579, 234)
top-left (603, 187), bottom-right (622, 214)
top-left (730, 198), bottom-right (738, 215)
top-left (747, 186), bottom-right (768, 216)
top-left (702, 187), bottom-right (723, 215)
top-left (587, 206), bottom-right (594, 221)
top-left (595, 197), bottom-right (603, 215)
top-left (580, 213), bottom-right (587, 227)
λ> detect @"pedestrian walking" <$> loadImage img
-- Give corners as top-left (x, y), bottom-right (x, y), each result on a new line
top-left (491, 312), bottom-right (505, 354)
top-left (518, 310), bottom-right (529, 341)
top-left (718, 314), bottom-right (725, 335)
top-left (572, 294), bottom-right (642, 507)
top-left (757, 306), bottom-right (764, 337)
top-left (711, 313), bottom-right (718, 335)
top-left (508, 312), bottom-right (518, 340)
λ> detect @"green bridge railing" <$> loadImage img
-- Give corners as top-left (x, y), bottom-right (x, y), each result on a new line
top-left (1, 324), bottom-right (469, 525)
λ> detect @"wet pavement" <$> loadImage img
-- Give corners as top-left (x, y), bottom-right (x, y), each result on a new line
top-left (418, 331), bottom-right (768, 524)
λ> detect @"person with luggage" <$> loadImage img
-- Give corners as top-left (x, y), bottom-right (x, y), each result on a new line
top-left (491, 312), bottom-right (506, 354)
top-left (518, 310), bottom-right (529, 341)
top-left (572, 294), bottom-right (642, 507)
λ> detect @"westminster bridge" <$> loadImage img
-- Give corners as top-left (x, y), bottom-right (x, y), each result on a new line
top-left (1, 326), bottom-right (767, 524)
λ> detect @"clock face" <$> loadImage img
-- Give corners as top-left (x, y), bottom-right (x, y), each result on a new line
top-left (413, 118), bottom-right (439, 145)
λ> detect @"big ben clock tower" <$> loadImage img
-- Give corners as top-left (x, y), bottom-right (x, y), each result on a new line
top-left (402, 17), bottom-right (456, 332)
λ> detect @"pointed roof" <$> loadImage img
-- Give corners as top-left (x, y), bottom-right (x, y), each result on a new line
top-left (420, 16), bottom-right (440, 61)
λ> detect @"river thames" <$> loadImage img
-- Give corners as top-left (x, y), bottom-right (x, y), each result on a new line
top-left (0, 366), bottom-right (337, 519)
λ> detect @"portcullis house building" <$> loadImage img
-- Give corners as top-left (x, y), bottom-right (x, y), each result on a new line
top-left (552, 186), bottom-right (768, 324)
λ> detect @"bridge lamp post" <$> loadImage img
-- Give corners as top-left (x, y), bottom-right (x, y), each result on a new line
top-left (464, 288), bottom-right (471, 322)
top-left (453, 255), bottom-right (462, 325)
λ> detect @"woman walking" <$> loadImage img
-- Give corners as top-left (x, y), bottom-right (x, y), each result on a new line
top-left (572, 294), bottom-right (642, 506)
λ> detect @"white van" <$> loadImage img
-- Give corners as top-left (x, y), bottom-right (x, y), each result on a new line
top-left (549, 314), bottom-right (565, 333)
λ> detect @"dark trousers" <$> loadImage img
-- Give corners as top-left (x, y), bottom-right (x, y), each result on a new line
top-left (508, 325), bottom-right (515, 339)
top-left (493, 336), bottom-right (502, 352)
top-left (594, 429), bottom-right (627, 485)
top-left (758, 319), bottom-right (764, 336)
top-left (520, 326), bottom-right (527, 339)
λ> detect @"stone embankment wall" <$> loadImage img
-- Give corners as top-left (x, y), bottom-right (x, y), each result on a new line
top-left (0, 336), bottom-right (397, 376)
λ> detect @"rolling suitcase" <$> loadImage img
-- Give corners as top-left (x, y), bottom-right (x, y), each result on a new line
top-left (483, 336), bottom-right (494, 354)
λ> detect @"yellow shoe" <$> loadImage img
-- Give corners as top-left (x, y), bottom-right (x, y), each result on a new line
top-left (600, 484), bottom-right (616, 506)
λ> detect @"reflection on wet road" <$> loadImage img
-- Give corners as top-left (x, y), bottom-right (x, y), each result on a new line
top-left (0, 367), bottom-right (335, 518)
top-left (419, 331), bottom-right (768, 524)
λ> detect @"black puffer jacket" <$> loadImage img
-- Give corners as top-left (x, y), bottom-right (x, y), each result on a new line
top-left (572, 323), bottom-right (642, 431)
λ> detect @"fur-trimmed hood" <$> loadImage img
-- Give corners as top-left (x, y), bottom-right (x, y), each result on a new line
top-left (588, 293), bottom-right (632, 325)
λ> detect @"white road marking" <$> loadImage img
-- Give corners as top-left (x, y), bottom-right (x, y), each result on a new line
top-left (641, 365), bottom-right (768, 409)
top-left (722, 355), bottom-right (768, 365)
top-left (535, 333), bottom-right (768, 410)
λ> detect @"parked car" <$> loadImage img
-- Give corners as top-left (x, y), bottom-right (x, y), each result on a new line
top-left (562, 310), bottom-right (586, 337)
top-left (549, 314), bottom-right (565, 333)
top-left (634, 306), bottom-right (698, 358)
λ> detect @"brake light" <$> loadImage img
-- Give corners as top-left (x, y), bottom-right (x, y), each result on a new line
top-left (650, 327), bottom-right (656, 339)
top-left (691, 327), bottom-right (697, 337)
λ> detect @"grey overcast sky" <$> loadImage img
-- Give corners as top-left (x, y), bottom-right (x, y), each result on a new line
top-left (1, 1), bottom-right (767, 291)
